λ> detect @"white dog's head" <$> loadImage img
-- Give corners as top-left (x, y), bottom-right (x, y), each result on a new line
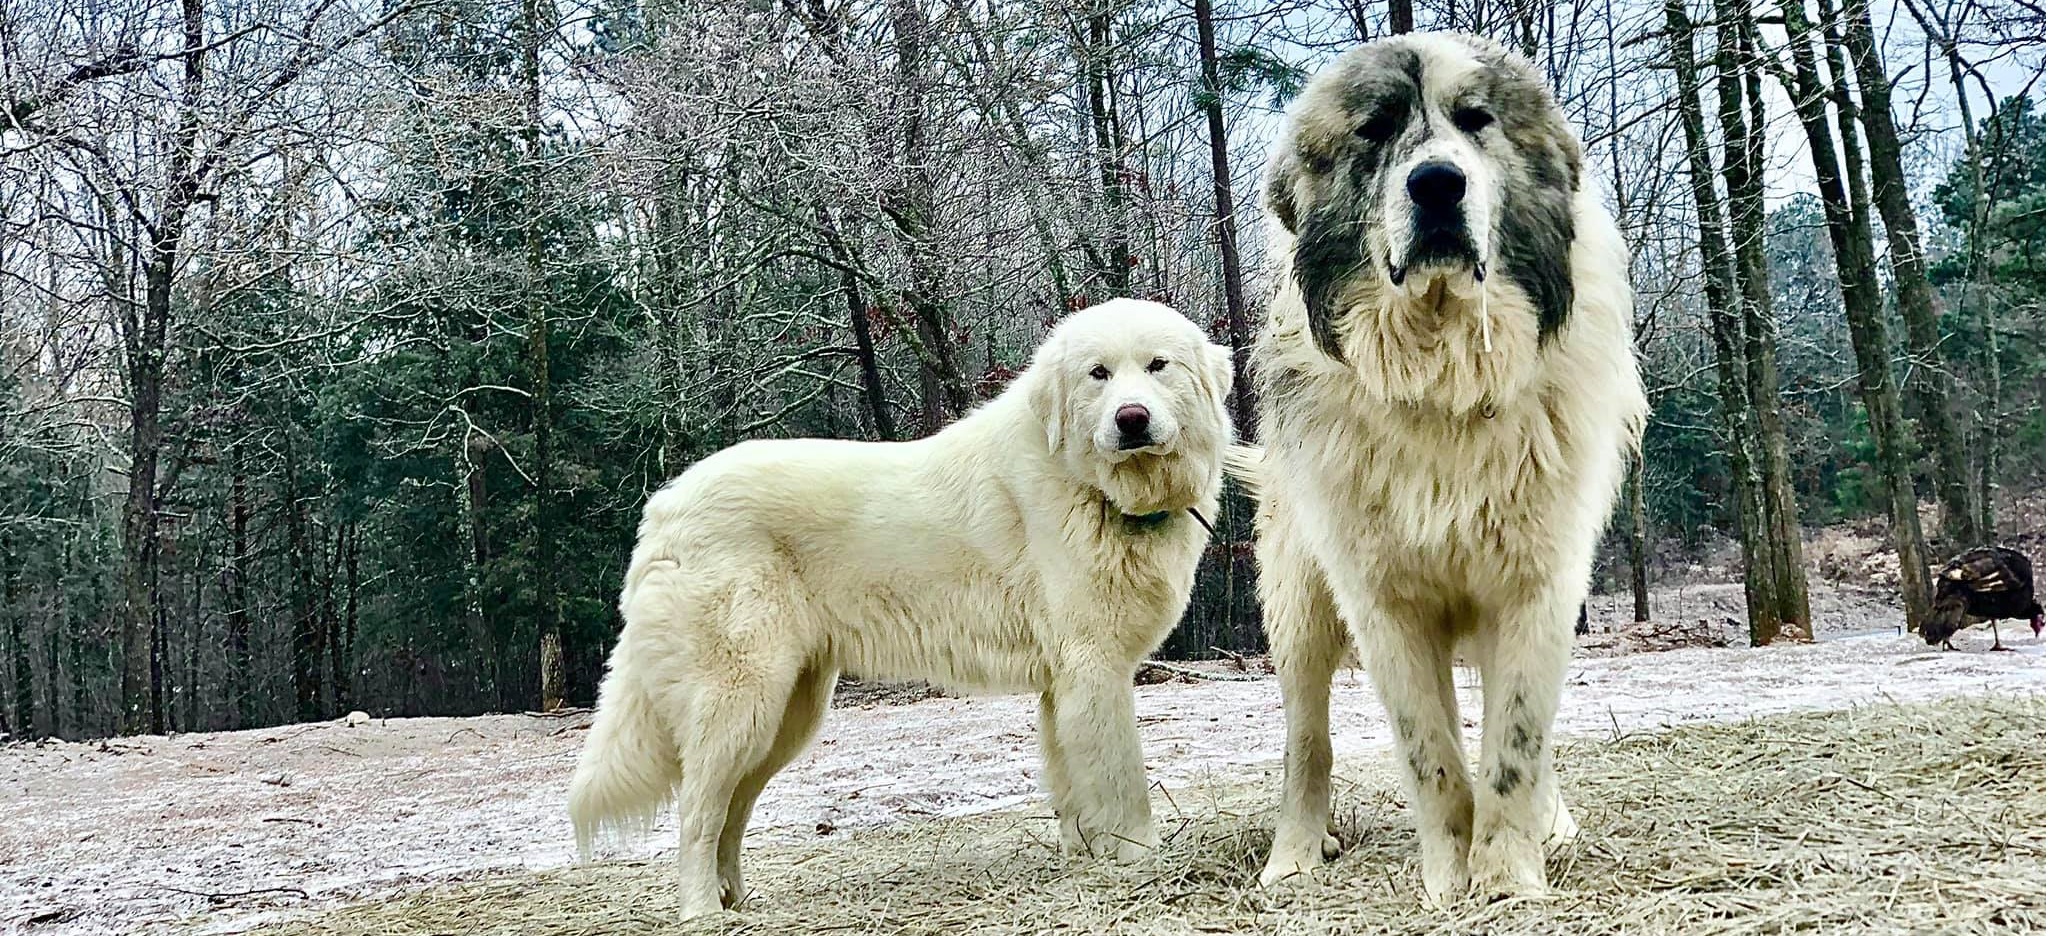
top-left (1262, 33), bottom-right (1583, 401)
top-left (1022, 298), bottom-right (1233, 516)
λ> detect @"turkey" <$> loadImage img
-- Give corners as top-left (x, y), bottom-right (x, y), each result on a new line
top-left (1922, 546), bottom-right (2043, 652)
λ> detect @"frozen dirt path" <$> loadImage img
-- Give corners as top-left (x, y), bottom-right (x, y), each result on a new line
top-left (2, 632), bottom-right (2041, 935)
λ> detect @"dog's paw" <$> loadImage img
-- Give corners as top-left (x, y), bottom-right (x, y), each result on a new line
top-left (1258, 831), bottom-right (1334, 888)
top-left (1467, 833), bottom-right (1545, 900)
top-left (1322, 832), bottom-right (1342, 861)
top-left (677, 895), bottom-right (728, 922)
top-left (1257, 852), bottom-right (1320, 888)
top-left (1418, 839), bottom-right (1472, 908)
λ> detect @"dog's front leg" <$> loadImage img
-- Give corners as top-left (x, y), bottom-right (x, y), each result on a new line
top-left (1469, 590), bottom-right (1575, 898)
top-left (1346, 601), bottom-right (1473, 906)
top-left (1256, 527), bottom-right (1347, 887)
top-left (1038, 690), bottom-right (1085, 853)
top-left (1046, 658), bottom-right (1157, 859)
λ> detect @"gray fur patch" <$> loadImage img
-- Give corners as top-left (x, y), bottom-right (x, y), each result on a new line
top-left (1491, 763), bottom-right (1524, 797)
top-left (1508, 721), bottom-right (1542, 757)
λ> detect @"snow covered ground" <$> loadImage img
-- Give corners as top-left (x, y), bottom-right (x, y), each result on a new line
top-left (2, 630), bottom-right (2041, 935)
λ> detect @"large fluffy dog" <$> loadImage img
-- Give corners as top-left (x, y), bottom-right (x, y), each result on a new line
top-left (568, 299), bottom-right (1233, 918)
top-left (1241, 34), bottom-right (1646, 902)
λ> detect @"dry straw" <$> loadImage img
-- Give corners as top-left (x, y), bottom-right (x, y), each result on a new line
top-left (222, 694), bottom-right (2044, 936)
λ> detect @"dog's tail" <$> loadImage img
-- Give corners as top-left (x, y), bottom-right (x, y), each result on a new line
top-left (1222, 443), bottom-right (1267, 501)
top-left (567, 644), bottom-right (680, 860)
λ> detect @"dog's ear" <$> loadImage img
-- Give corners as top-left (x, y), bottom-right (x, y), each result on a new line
top-left (1026, 347), bottom-right (1069, 454)
top-left (1196, 342), bottom-right (1228, 403)
top-left (1196, 343), bottom-right (1236, 425)
top-left (1263, 152), bottom-right (1300, 235)
top-left (1293, 196), bottom-right (1362, 363)
top-left (1268, 146), bottom-right (1355, 362)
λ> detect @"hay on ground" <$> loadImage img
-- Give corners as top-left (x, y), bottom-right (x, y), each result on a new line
top-left (216, 695), bottom-right (2045, 936)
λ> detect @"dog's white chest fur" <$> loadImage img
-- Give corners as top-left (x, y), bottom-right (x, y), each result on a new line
top-left (1274, 374), bottom-right (1582, 605)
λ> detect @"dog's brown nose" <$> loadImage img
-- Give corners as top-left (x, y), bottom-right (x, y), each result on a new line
top-left (1115, 403), bottom-right (1151, 438)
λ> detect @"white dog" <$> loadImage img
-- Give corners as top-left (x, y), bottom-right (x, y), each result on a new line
top-left (568, 298), bottom-right (1234, 918)
top-left (1239, 34), bottom-right (1646, 902)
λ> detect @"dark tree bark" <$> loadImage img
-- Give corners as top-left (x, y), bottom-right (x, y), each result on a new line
top-left (1714, 0), bottom-right (1810, 640)
top-left (818, 207), bottom-right (897, 441)
top-left (1835, 0), bottom-right (1975, 547)
top-left (227, 445), bottom-right (253, 728)
top-left (1628, 454), bottom-right (1652, 623)
top-left (118, 0), bottom-right (209, 736)
top-left (461, 433), bottom-right (493, 709)
top-left (522, 0), bottom-right (565, 713)
top-left (887, 0), bottom-right (969, 433)
top-left (1663, 0), bottom-right (1779, 645)
top-left (1082, 2), bottom-right (1135, 294)
top-left (285, 439), bottom-right (321, 722)
top-left (1921, 23), bottom-right (2003, 537)
top-left (1776, 0), bottom-right (1934, 631)
top-left (1192, 0), bottom-right (1255, 440)
top-left (4, 530), bottom-right (31, 736)
top-left (1388, 0), bottom-right (1414, 33)
top-left (340, 524), bottom-right (358, 711)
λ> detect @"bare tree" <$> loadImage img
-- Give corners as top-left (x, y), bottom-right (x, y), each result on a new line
top-left (1774, 0), bottom-right (1934, 630)
top-left (1834, 0), bottom-right (1975, 547)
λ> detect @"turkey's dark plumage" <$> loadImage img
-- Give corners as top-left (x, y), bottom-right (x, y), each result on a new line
top-left (1924, 546), bottom-right (2043, 651)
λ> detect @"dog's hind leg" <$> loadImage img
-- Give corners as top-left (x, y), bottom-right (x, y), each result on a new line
top-left (715, 663), bottom-right (834, 910)
top-left (1255, 530), bottom-right (1346, 888)
top-left (1468, 590), bottom-right (1574, 898)
top-left (668, 584), bottom-right (808, 920)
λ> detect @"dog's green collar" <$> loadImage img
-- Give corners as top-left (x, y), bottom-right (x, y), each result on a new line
top-left (1115, 506), bottom-right (1215, 535)
top-left (1121, 509), bottom-right (1175, 532)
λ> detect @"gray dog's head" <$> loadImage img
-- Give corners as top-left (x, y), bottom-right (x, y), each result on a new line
top-left (1265, 33), bottom-right (1582, 361)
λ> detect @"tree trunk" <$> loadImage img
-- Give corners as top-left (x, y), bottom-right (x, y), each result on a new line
top-left (119, 0), bottom-right (207, 737)
top-left (323, 526), bottom-right (346, 714)
top-left (340, 524), bottom-right (358, 711)
top-left (1714, 1), bottom-right (1810, 639)
top-left (4, 531), bottom-right (32, 736)
top-left (460, 433), bottom-right (493, 708)
top-left (1776, 0), bottom-right (1933, 631)
top-left (227, 445), bottom-right (253, 728)
top-left (1388, 0), bottom-right (1414, 33)
top-left (1663, 0), bottom-right (1779, 645)
top-left (521, 0), bottom-right (565, 713)
top-left (1628, 454), bottom-right (1651, 623)
top-left (285, 440), bottom-right (321, 722)
top-left (888, 0), bottom-right (969, 434)
top-left (1834, 0), bottom-right (1974, 547)
top-left (819, 207), bottom-right (897, 441)
top-left (1083, 3), bottom-right (1134, 294)
top-left (1193, 0), bottom-right (1256, 441)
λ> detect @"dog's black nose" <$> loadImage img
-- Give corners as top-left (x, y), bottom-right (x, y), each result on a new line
top-left (1115, 403), bottom-right (1151, 440)
top-left (1407, 161), bottom-right (1466, 212)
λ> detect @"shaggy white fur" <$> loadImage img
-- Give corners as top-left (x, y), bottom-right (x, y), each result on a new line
top-left (567, 299), bottom-right (1233, 919)
top-left (1240, 34), bottom-right (1648, 904)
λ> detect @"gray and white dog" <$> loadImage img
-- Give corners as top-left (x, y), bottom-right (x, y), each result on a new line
top-left (1231, 33), bottom-right (1646, 903)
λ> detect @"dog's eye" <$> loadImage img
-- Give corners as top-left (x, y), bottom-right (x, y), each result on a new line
top-left (1089, 365), bottom-right (1110, 380)
top-left (1452, 107), bottom-right (1495, 134)
top-left (1355, 107), bottom-right (1404, 143)
top-left (1146, 357), bottom-right (1168, 373)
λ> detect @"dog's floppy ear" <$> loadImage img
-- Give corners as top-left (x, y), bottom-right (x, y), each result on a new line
top-left (1026, 340), bottom-right (1069, 454)
top-left (1193, 342), bottom-right (1236, 438)
top-left (1263, 151), bottom-right (1300, 235)
top-left (1269, 146), bottom-right (1355, 363)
